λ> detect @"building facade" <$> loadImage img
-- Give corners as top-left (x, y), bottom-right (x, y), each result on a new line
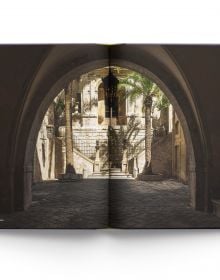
top-left (34, 67), bottom-right (187, 182)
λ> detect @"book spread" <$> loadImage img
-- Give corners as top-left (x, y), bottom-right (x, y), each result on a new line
top-left (0, 44), bottom-right (220, 229)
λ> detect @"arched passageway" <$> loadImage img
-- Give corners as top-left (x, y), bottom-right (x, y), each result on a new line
top-left (5, 45), bottom-right (208, 215)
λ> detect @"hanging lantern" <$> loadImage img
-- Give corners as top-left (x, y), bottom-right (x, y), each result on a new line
top-left (102, 68), bottom-right (119, 108)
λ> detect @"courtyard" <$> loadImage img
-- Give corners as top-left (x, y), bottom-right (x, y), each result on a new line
top-left (1, 179), bottom-right (220, 229)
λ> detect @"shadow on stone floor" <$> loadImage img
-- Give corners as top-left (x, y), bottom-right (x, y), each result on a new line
top-left (109, 179), bottom-right (220, 228)
top-left (1, 179), bottom-right (220, 229)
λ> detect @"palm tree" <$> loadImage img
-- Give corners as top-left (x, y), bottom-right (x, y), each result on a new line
top-left (64, 81), bottom-right (76, 174)
top-left (53, 91), bottom-right (65, 136)
top-left (119, 72), bottom-right (168, 175)
top-left (107, 115), bottom-right (142, 168)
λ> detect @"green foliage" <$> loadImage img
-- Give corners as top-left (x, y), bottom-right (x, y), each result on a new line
top-left (107, 116), bottom-right (144, 163)
top-left (54, 95), bottom-right (65, 117)
top-left (118, 71), bottom-right (169, 111)
top-left (153, 93), bottom-right (170, 111)
top-left (119, 72), bottom-right (156, 101)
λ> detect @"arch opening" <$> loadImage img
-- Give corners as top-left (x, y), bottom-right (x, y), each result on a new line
top-left (25, 62), bottom-right (198, 213)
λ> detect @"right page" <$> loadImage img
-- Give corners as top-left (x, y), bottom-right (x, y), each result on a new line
top-left (108, 45), bottom-right (220, 228)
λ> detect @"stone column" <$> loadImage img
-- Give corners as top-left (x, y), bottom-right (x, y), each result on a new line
top-left (188, 145), bottom-right (196, 209)
top-left (72, 101), bottom-right (81, 128)
top-left (121, 139), bottom-right (128, 173)
top-left (61, 138), bottom-right (66, 174)
top-left (133, 156), bottom-right (138, 178)
top-left (83, 168), bottom-right (88, 178)
top-left (94, 140), bottom-right (101, 173)
top-left (65, 82), bottom-right (76, 174)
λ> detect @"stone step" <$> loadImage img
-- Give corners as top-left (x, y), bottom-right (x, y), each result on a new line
top-left (58, 173), bottom-right (82, 181)
top-left (109, 168), bottom-right (121, 173)
top-left (88, 176), bottom-right (133, 179)
top-left (88, 170), bottom-right (133, 179)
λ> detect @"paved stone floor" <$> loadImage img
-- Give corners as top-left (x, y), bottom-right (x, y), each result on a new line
top-left (0, 180), bottom-right (109, 229)
top-left (109, 179), bottom-right (220, 228)
top-left (1, 179), bottom-right (220, 229)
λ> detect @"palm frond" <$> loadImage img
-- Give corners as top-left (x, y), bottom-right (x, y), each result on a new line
top-left (118, 72), bottom-right (160, 103)
top-left (153, 92), bottom-right (170, 111)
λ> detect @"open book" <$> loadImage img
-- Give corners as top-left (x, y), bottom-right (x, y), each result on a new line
top-left (1, 44), bottom-right (220, 229)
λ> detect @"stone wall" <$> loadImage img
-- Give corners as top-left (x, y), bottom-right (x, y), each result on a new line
top-left (172, 113), bottom-right (188, 183)
top-left (33, 150), bottom-right (42, 182)
top-left (73, 149), bottom-right (94, 177)
top-left (152, 133), bottom-right (172, 176)
top-left (136, 133), bottom-right (172, 177)
top-left (33, 105), bottom-right (56, 182)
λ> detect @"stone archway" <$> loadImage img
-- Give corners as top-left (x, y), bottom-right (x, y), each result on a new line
top-left (10, 45), bottom-right (207, 212)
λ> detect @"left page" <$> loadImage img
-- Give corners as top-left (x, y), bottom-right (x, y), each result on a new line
top-left (0, 44), bottom-right (110, 229)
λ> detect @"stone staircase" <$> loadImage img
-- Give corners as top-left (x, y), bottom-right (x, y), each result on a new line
top-left (89, 168), bottom-right (133, 179)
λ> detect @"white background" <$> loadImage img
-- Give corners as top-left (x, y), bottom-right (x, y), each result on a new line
top-left (1, 1), bottom-right (220, 279)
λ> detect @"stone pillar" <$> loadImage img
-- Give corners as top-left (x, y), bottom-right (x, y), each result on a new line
top-left (188, 145), bottom-right (196, 209)
top-left (133, 156), bottom-right (138, 178)
top-left (65, 82), bottom-right (75, 174)
top-left (83, 168), bottom-right (88, 178)
top-left (94, 140), bottom-right (100, 173)
top-left (72, 101), bottom-right (81, 128)
top-left (61, 139), bottom-right (66, 174)
top-left (121, 139), bottom-right (128, 173)
top-left (23, 165), bottom-right (33, 209)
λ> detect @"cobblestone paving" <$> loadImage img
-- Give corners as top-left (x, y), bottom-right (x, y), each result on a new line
top-left (0, 180), bottom-right (109, 229)
top-left (1, 179), bottom-right (220, 229)
top-left (109, 179), bottom-right (220, 228)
